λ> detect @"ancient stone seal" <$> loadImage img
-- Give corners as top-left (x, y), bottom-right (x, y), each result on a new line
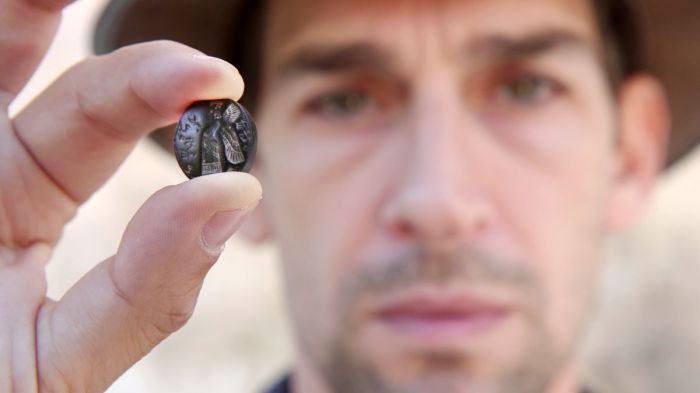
top-left (174, 99), bottom-right (257, 178)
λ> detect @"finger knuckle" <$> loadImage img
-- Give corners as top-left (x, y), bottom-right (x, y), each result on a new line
top-left (149, 305), bottom-right (196, 338)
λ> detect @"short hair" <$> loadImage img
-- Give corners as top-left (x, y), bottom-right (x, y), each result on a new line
top-left (229, 0), bottom-right (645, 113)
top-left (593, 0), bottom-right (646, 87)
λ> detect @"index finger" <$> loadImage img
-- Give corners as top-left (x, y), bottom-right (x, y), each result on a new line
top-left (11, 40), bottom-right (244, 203)
top-left (0, 0), bottom-right (74, 98)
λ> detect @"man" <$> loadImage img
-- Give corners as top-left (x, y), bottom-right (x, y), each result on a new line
top-left (0, 0), bottom-right (697, 392)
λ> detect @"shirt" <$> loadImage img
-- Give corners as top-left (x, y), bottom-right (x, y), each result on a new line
top-left (266, 376), bottom-right (291, 393)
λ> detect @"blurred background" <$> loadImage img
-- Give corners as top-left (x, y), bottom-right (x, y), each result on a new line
top-left (9, 1), bottom-right (700, 392)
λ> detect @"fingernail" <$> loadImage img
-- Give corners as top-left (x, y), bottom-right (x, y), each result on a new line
top-left (192, 53), bottom-right (237, 69)
top-left (192, 53), bottom-right (218, 61)
top-left (201, 209), bottom-right (251, 254)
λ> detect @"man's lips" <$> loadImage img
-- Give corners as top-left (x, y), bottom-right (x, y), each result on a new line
top-left (371, 293), bottom-right (510, 339)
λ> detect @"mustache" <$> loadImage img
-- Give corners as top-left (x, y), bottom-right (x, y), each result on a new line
top-left (345, 247), bottom-right (543, 303)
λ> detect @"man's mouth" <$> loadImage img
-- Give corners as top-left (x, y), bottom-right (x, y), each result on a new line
top-left (372, 292), bottom-right (510, 340)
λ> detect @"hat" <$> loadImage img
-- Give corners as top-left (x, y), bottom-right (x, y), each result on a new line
top-left (94, 0), bottom-right (700, 167)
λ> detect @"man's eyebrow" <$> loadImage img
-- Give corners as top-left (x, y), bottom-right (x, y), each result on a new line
top-left (272, 31), bottom-right (589, 80)
top-left (465, 30), bottom-right (592, 60)
top-left (273, 43), bottom-right (393, 79)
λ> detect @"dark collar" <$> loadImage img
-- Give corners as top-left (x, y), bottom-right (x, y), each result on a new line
top-left (265, 375), bottom-right (291, 393)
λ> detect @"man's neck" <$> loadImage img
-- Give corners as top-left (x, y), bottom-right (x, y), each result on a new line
top-left (291, 355), bottom-right (582, 393)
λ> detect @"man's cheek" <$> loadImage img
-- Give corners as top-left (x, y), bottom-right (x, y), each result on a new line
top-left (521, 189), bottom-right (605, 352)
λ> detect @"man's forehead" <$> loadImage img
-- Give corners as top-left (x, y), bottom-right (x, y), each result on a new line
top-left (263, 0), bottom-right (599, 70)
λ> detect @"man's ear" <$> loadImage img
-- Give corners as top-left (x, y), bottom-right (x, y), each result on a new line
top-left (238, 167), bottom-right (273, 243)
top-left (607, 74), bottom-right (670, 230)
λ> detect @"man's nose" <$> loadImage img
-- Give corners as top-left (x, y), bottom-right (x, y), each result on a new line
top-left (380, 81), bottom-right (494, 251)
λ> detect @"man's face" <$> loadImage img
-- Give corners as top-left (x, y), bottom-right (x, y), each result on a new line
top-left (254, 0), bottom-right (622, 392)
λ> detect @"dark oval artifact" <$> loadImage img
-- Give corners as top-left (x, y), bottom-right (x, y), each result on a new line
top-left (174, 99), bottom-right (257, 178)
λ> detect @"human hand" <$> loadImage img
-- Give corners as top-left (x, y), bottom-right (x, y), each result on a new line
top-left (0, 1), bottom-right (262, 391)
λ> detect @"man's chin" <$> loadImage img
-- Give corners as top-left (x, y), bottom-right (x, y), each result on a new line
top-left (321, 315), bottom-right (557, 393)
top-left (323, 349), bottom-right (515, 393)
top-left (372, 372), bottom-right (491, 393)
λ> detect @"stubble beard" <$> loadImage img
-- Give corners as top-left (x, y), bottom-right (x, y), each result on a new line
top-left (301, 247), bottom-right (574, 393)
top-left (323, 325), bottom-right (563, 393)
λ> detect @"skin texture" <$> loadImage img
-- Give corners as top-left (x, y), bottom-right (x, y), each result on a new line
top-left (245, 0), bottom-right (670, 392)
top-left (0, 1), bottom-right (261, 391)
top-left (0, 0), bottom-right (667, 392)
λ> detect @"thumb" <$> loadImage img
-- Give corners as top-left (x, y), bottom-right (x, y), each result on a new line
top-left (114, 171), bottom-right (262, 315)
top-left (38, 172), bottom-right (262, 392)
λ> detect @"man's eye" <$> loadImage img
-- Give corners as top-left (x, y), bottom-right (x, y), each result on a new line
top-left (498, 75), bottom-right (562, 105)
top-left (307, 90), bottom-right (374, 118)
